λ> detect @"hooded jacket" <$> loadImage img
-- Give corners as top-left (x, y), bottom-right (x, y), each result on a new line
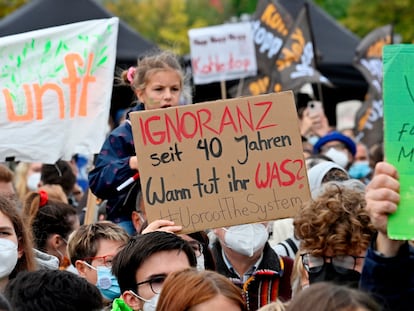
top-left (89, 104), bottom-right (144, 223)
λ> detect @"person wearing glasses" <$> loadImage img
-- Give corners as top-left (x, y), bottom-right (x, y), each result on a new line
top-left (133, 189), bottom-right (216, 271)
top-left (292, 179), bottom-right (375, 292)
top-left (111, 231), bottom-right (197, 311)
top-left (66, 221), bottom-right (129, 307)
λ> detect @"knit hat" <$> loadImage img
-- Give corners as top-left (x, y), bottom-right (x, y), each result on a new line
top-left (313, 131), bottom-right (356, 156)
top-left (307, 161), bottom-right (348, 198)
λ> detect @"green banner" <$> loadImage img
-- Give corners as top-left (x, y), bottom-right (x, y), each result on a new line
top-left (383, 44), bottom-right (414, 239)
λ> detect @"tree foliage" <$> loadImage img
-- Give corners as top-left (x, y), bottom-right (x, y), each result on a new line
top-left (340, 0), bottom-right (414, 42)
top-left (0, 0), bottom-right (27, 18)
top-left (102, 0), bottom-right (252, 55)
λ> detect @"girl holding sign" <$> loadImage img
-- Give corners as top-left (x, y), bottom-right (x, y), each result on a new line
top-left (88, 51), bottom-right (189, 235)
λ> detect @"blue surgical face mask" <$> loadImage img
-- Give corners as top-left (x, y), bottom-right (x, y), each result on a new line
top-left (348, 161), bottom-right (371, 179)
top-left (83, 262), bottom-right (120, 300)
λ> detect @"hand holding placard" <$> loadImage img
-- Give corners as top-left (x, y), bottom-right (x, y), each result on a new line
top-left (130, 92), bottom-right (310, 234)
top-left (383, 44), bottom-right (414, 239)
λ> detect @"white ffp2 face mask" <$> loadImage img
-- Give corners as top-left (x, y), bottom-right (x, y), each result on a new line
top-left (27, 172), bottom-right (41, 191)
top-left (324, 148), bottom-right (349, 168)
top-left (0, 239), bottom-right (18, 279)
top-left (223, 224), bottom-right (269, 257)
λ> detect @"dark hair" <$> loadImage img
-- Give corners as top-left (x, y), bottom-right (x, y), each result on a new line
top-left (187, 231), bottom-right (216, 270)
top-left (23, 192), bottom-right (78, 251)
top-left (41, 160), bottom-right (76, 196)
top-left (286, 282), bottom-right (380, 311)
top-left (4, 270), bottom-right (103, 311)
top-left (0, 293), bottom-right (11, 311)
top-left (112, 231), bottom-right (196, 293)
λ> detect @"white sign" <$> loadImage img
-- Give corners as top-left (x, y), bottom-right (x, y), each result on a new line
top-left (0, 18), bottom-right (119, 164)
top-left (188, 22), bottom-right (257, 85)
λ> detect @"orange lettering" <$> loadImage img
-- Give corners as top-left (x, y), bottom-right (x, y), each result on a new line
top-left (62, 53), bottom-right (83, 118)
top-left (261, 4), bottom-right (289, 36)
top-left (3, 85), bottom-right (34, 121)
top-left (33, 83), bottom-right (65, 119)
top-left (79, 53), bottom-right (96, 116)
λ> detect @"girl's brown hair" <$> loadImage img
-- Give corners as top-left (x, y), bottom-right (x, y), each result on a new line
top-left (0, 196), bottom-right (36, 278)
top-left (156, 268), bottom-right (247, 311)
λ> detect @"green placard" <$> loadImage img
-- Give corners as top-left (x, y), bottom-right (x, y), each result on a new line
top-left (383, 44), bottom-right (414, 240)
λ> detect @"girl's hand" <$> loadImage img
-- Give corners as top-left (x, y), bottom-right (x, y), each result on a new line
top-left (142, 219), bottom-right (183, 234)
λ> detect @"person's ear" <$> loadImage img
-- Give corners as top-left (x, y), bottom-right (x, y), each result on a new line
top-left (49, 233), bottom-right (61, 249)
top-left (131, 211), bottom-right (141, 233)
top-left (135, 89), bottom-right (144, 103)
top-left (17, 237), bottom-right (24, 259)
top-left (122, 290), bottom-right (142, 310)
top-left (75, 260), bottom-right (87, 277)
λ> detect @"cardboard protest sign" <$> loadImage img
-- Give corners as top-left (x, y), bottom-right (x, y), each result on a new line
top-left (383, 44), bottom-right (414, 239)
top-left (130, 92), bottom-right (310, 233)
top-left (188, 22), bottom-right (257, 85)
top-left (0, 18), bottom-right (118, 164)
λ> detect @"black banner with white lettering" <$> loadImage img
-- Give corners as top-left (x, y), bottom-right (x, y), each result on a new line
top-left (354, 25), bottom-right (393, 147)
top-left (229, 0), bottom-right (293, 97)
top-left (268, 4), bottom-right (330, 93)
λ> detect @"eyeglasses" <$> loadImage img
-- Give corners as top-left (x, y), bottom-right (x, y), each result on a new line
top-left (301, 253), bottom-right (365, 274)
top-left (83, 254), bottom-right (114, 267)
top-left (187, 240), bottom-right (203, 257)
top-left (136, 275), bottom-right (167, 295)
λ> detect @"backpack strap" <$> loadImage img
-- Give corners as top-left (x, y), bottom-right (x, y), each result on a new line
top-left (285, 238), bottom-right (298, 255)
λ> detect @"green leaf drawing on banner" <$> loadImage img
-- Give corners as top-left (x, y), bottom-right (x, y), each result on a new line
top-left (17, 55), bottom-right (21, 68)
top-left (98, 46), bottom-right (107, 58)
top-left (44, 40), bottom-right (51, 54)
top-left (55, 64), bottom-right (64, 73)
top-left (31, 39), bottom-right (35, 50)
top-left (22, 44), bottom-right (28, 58)
top-left (63, 43), bottom-right (69, 51)
top-left (55, 40), bottom-right (63, 57)
top-left (97, 56), bottom-right (107, 67)
top-left (78, 35), bottom-right (89, 42)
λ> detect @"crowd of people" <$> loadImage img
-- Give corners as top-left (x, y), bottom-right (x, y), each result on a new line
top-left (0, 50), bottom-right (411, 311)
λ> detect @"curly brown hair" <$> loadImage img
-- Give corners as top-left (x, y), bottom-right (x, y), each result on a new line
top-left (293, 182), bottom-right (375, 256)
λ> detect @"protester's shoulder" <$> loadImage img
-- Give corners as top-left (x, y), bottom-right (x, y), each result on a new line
top-left (125, 103), bottom-right (145, 120)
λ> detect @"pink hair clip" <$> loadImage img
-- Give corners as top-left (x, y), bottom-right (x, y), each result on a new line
top-left (127, 66), bottom-right (136, 83)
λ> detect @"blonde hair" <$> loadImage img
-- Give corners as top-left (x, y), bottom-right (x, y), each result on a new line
top-left (118, 50), bottom-right (190, 102)
top-left (14, 162), bottom-right (30, 203)
top-left (67, 221), bottom-right (129, 266)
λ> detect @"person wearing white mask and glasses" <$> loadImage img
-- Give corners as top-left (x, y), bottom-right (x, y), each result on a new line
top-left (212, 222), bottom-right (293, 310)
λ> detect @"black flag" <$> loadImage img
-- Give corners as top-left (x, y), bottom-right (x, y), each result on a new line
top-left (354, 24), bottom-right (393, 147)
top-left (229, 0), bottom-right (293, 97)
top-left (268, 4), bottom-right (330, 93)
